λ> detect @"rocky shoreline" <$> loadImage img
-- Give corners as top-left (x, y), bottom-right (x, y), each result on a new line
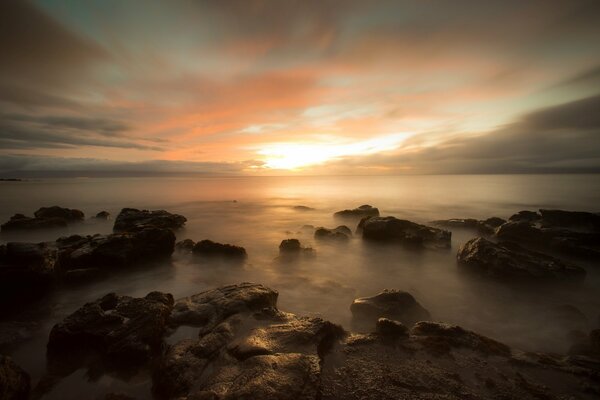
top-left (1, 205), bottom-right (599, 399)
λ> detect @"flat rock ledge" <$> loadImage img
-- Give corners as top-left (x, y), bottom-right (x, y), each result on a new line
top-left (29, 282), bottom-right (600, 400)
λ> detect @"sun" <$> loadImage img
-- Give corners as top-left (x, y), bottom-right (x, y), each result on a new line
top-left (257, 133), bottom-right (412, 170)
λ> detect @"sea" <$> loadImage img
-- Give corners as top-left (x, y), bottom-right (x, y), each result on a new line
top-left (1, 174), bottom-right (599, 399)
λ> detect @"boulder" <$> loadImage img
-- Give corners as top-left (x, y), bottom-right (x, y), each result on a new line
top-left (314, 226), bottom-right (351, 242)
top-left (175, 238), bottom-right (195, 253)
top-left (95, 211), bottom-right (110, 220)
top-left (169, 283), bottom-right (278, 330)
top-left (56, 227), bottom-right (176, 272)
top-left (334, 204), bottom-right (380, 219)
top-left (0, 356), bottom-right (30, 400)
top-left (278, 239), bottom-right (315, 260)
top-left (362, 216), bottom-right (451, 249)
top-left (539, 209), bottom-right (600, 231)
top-left (1, 214), bottom-right (68, 231)
top-left (457, 237), bottom-right (586, 282)
top-left (411, 321), bottom-right (511, 357)
top-left (351, 290), bottom-right (431, 329)
top-left (34, 206), bottom-right (84, 221)
top-left (293, 205), bottom-right (314, 211)
top-left (48, 291), bottom-right (174, 365)
top-left (431, 217), bottom-right (506, 235)
top-left (113, 208), bottom-right (187, 232)
top-left (508, 210), bottom-right (541, 223)
top-left (375, 318), bottom-right (409, 339)
top-left (191, 240), bottom-right (247, 260)
top-left (0, 242), bottom-right (57, 309)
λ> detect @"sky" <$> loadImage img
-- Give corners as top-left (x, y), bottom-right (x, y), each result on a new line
top-left (1, 0), bottom-right (599, 177)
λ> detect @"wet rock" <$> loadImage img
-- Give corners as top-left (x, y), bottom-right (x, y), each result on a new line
top-left (314, 226), bottom-right (351, 242)
top-left (278, 239), bottom-right (315, 261)
top-left (334, 204), bottom-right (380, 219)
top-left (48, 291), bottom-right (174, 365)
top-left (411, 321), bottom-right (511, 357)
top-left (375, 318), bottom-right (409, 339)
top-left (509, 210), bottom-right (541, 223)
top-left (175, 238), bottom-right (195, 253)
top-left (104, 393), bottom-right (136, 400)
top-left (457, 237), bottom-right (586, 282)
top-left (351, 290), bottom-right (431, 329)
top-left (155, 283), bottom-right (344, 400)
top-left (539, 209), bottom-right (600, 231)
top-left (0, 242), bottom-right (57, 309)
top-left (1, 214), bottom-right (68, 231)
top-left (113, 208), bottom-right (187, 232)
top-left (431, 217), bottom-right (506, 235)
top-left (192, 239), bottom-right (247, 260)
top-left (362, 216), bottom-right (451, 249)
top-left (34, 206), bottom-right (84, 221)
top-left (496, 220), bottom-right (600, 259)
top-left (95, 211), bottom-right (110, 220)
top-left (56, 227), bottom-right (176, 273)
top-left (169, 283), bottom-right (278, 329)
top-left (0, 355), bottom-right (30, 400)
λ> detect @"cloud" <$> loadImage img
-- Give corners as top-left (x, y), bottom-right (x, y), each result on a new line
top-left (0, 154), bottom-right (262, 178)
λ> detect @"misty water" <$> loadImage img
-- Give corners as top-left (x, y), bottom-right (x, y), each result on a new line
top-left (1, 174), bottom-right (600, 399)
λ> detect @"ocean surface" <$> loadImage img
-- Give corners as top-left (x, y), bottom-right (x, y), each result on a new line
top-left (1, 174), bottom-right (599, 399)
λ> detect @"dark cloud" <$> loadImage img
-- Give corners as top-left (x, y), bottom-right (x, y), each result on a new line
top-left (520, 95), bottom-right (600, 131)
top-left (4, 114), bottom-right (130, 137)
top-left (0, 155), bottom-right (261, 178)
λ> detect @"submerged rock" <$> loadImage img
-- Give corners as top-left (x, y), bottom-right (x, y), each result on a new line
top-left (95, 211), bottom-right (110, 220)
top-left (175, 238), bottom-right (195, 253)
top-left (0, 355), bottom-right (30, 400)
top-left (314, 225), bottom-right (351, 242)
top-left (56, 227), bottom-right (176, 272)
top-left (432, 217), bottom-right (506, 235)
top-left (1, 206), bottom-right (84, 232)
top-left (361, 216), bottom-right (451, 249)
top-left (0, 242), bottom-right (57, 310)
top-left (496, 221), bottom-right (600, 259)
top-left (48, 291), bottom-right (174, 365)
top-left (334, 204), bottom-right (380, 219)
top-left (292, 205), bottom-right (314, 211)
top-left (113, 208), bottom-right (187, 232)
top-left (192, 239), bottom-right (247, 260)
top-left (351, 289), bottom-right (431, 328)
top-left (509, 210), bottom-right (541, 223)
top-left (278, 239), bottom-right (315, 260)
top-left (539, 209), bottom-right (600, 231)
top-left (34, 206), bottom-right (84, 221)
top-left (457, 237), bottom-right (586, 282)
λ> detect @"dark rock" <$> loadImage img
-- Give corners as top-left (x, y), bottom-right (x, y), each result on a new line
top-left (362, 216), bottom-right (451, 249)
top-left (457, 237), bottom-right (586, 282)
top-left (169, 283), bottom-right (278, 329)
top-left (192, 240), bottom-right (247, 260)
top-left (1, 214), bottom-right (68, 231)
top-left (0, 242), bottom-right (57, 309)
top-left (300, 224), bottom-right (315, 232)
top-left (56, 227), bottom-right (176, 272)
top-left (34, 206), bottom-right (84, 221)
top-left (411, 321), bottom-right (511, 357)
top-left (431, 217), bottom-right (505, 235)
top-left (48, 291), bottom-right (174, 365)
top-left (351, 290), bottom-right (431, 328)
top-left (496, 218), bottom-right (600, 259)
top-left (175, 239), bottom-right (195, 253)
top-left (314, 226), bottom-right (351, 242)
top-left (334, 204), bottom-right (380, 219)
top-left (95, 211), bottom-right (110, 220)
top-left (113, 208), bottom-right (187, 232)
top-left (509, 210), bottom-right (541, 223)
top-left (104, 393), bottom-right (136, 400)
top-left (375, 318), bottom-right (409, 338)
top-left (0, 355), bottom-right (30, 400)
top-left (539, 209), bottom-right (600, 231)
top-left (569, 329), bottom-right (600, 357)
top-left (279, 239), bottom-right (302, 253)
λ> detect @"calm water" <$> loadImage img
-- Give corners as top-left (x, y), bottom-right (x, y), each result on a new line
top-left (1, 175), bottom-right (599, 399)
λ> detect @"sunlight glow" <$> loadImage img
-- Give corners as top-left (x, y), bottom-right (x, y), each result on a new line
top-left (258, 133), bottom-right (413, 170)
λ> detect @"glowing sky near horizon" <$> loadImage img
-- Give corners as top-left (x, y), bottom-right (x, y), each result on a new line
top-left (1, 0), bottom-right (600, 176)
